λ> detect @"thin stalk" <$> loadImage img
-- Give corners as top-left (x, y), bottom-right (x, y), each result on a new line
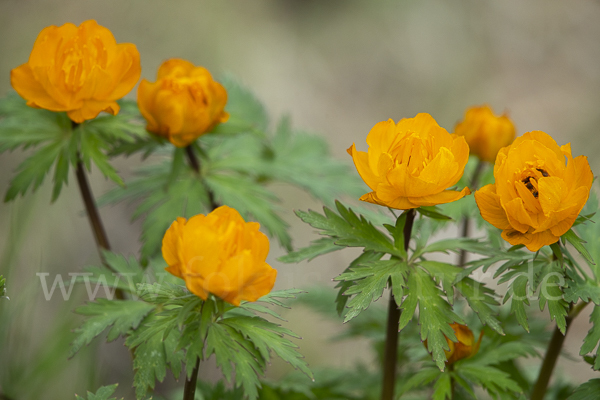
top-left (381, 208), bottom-right (416, 400)
top-left (531, 301), bottom-right (590, 400)
top-left (185, 145), bottom-right (219, 210)
top-left (181, 146), bottom-right (220, 400)
top-left (183, 357), bottom-right (200, 400)
top-left (75, 152), bottom-right (124, 300)
top-left (458, 160), bottom-right (485, 267)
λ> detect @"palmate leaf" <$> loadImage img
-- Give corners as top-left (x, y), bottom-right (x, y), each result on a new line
top-left (334, 251), bottom-right (384, 316)
top-left (74, 384), bottom-right (121, 400)
top-left (131, 328), bottom-right (185, 399)
top-left (567, 379), bottom-right (600, 400)
top-left (336, 257), bottom-right (406, 322)
top-left (401, 268), bottom-right (463, 370)
top-left (459, 365), bottom-right (522, 397)
top-left (264, 116), bottom-right (364, 205)
top-left (295, 201), bottom-right (401, 257)
top-left (455, 278), bottom-right (504, 334)
top-left (205, 322), bottom-right (264, 400)
top-left (222, 316), bottom-right (312, 378)
top-left (278, 237), bottom-right (341, 264)
top-left (1, 94), bottom-right (129, 201)
top-left (70, 299), bottom-right (154, 358)
top-left (538, 260), bottom-right (569, 334)
top-left (213, 74), bottom-right (269, 134)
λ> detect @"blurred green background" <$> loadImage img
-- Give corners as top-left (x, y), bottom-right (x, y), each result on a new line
top-left (2, 0), bottom-right (600, 399)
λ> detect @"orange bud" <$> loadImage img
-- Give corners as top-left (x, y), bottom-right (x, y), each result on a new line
top-left (137, 58), bottom-right (229, 147)
top-left (162, 206), bottom-right (276, 306)
top-left (425, 323), bottom-right (483, 365)
top-left (454, 105), bottom-right (516, 164)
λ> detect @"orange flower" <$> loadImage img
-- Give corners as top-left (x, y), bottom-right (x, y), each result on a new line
top-left (347, 113), bottom-right (471, 210)
top-left (10, 20), bottom-right (141, 123)
top-left (475, 131), bottom-right (593, 251)
top-left (424, 323), bottom-right (483, 365)
top-left (162, 206), bottom-right (277, 306)
top-left (454, 105), bottom-right (516, 163)
top-left (137, 59), bottom-right (229, 147)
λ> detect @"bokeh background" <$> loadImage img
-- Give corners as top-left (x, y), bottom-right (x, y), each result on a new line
top-left (2, 0), bottom-right (600, 399)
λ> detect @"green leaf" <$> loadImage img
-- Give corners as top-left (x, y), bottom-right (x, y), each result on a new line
top-left (538, 260), bottom-right (569, 334)
top-left (432, 373), bottom-right (452, 400)
top-left (5, 140), bottom-right (65, 201)
top-left (264, 116), bottom-right (364, 204)
top-left (563, 229), bottom-right (595, 265)
top-left (418, 206), bottom-right (453, 221)
top-left (131, 328), bottom-right (185, 399)
top-left (336, 258), bottom-right (408, 322)
top-left (409, 268), bottom-right (463, 370)
top-left (564, 278), bottom-right (600, 305)
top-left (470, 341), bottom-right (538, 366)
top-left (459, 365), bottom-right (522, 396)
top-left (295, 201), bottom-right (400, 256)
top-left (334, 251), bottom-right (384, 316)
top-left (455, 278), bottom-right (504, 334)
top-left (507, 274), bottom-right (532, 332)
top-left (205, 322), bottom-right (264, 400)
top-left (222, 316), bottom-right (312, 378)
top-left (214, 74), bottom-right (269, 134)
top-left (70, 299), bottom-right (155, 358)
top-left (0, 92), bottom-right (71, 152)
top-left (567, 379), bottom-right (600, 400)
top-left (74, 384), bottom-right (121, 400)
top-left (278, 237), bottom-right (341, 263)
top-left (79, 127), bottom-right (124, 186)
top-left (398, 367), bottom-right (442, 396)
top-left (580, 306), bottom-right (600, 370)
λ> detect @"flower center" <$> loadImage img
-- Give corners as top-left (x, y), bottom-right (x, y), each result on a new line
top-left (521, 168), bottom-right (549, 198)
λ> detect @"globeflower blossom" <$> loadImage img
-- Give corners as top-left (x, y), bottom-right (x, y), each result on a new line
top-left (11, 20), bottom-right (141, 123)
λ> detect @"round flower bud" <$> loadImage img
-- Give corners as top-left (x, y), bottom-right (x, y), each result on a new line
top-left (11, 20), bottom-right (141, 123)
top-left (425, 323), bottom-right (483, 365)
top-left (162, 206), bottom-right (277, 306)
top-left (454, 105), bottom-right (516, 163)
top-left (137, 58), bottom-right (229, 147)
top-left (348, 113), bottom-right (471, 210)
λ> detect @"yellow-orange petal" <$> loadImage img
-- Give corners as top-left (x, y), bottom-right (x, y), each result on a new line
top-left (475, 184), bottom-right (512, 230)
top-left (348, 144), bottom-right (381, 192)
top-left (502, 229), bottom-right (559, 252)
top-left (11, 64), bottom-right (65, 111)
top-left (67, 100), bottom-right (119, 123)
top-left (107, 43), bottom-right (142, 100)
top-left (410, 187), bottom-right (471, 207)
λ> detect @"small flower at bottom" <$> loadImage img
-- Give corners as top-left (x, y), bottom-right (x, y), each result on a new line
top-left (137, 58), bottom-right (229, 147)
top-left (10, 20), bottom-right (141, 123)
top-left (348, 113), bottom-right (471, 210)
top-left (454, 105), bottom-right (516, 164)
top-left (425, 323), bottom-right (483, 365)
top-left (475, 131), bottom-right (593, 251)
top-left (161, 206), bottom-right (277, 306)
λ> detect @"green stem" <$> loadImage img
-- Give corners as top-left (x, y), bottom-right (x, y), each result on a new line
top-left (185, 145), bottom-right (219, 210)
top-left (449, 363), bottom-right (455, 400)
top-left (75, 152), bottom-right (124, 300)
top-left (531, 301), bottom-right (590, 400)
top-left (458, 160), bottom-right (485, 267)
top-left (381, 208), bottom-right (416, 400)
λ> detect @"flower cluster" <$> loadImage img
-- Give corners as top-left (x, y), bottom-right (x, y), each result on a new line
top-left (351, 109), bottom-right (593, 251)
